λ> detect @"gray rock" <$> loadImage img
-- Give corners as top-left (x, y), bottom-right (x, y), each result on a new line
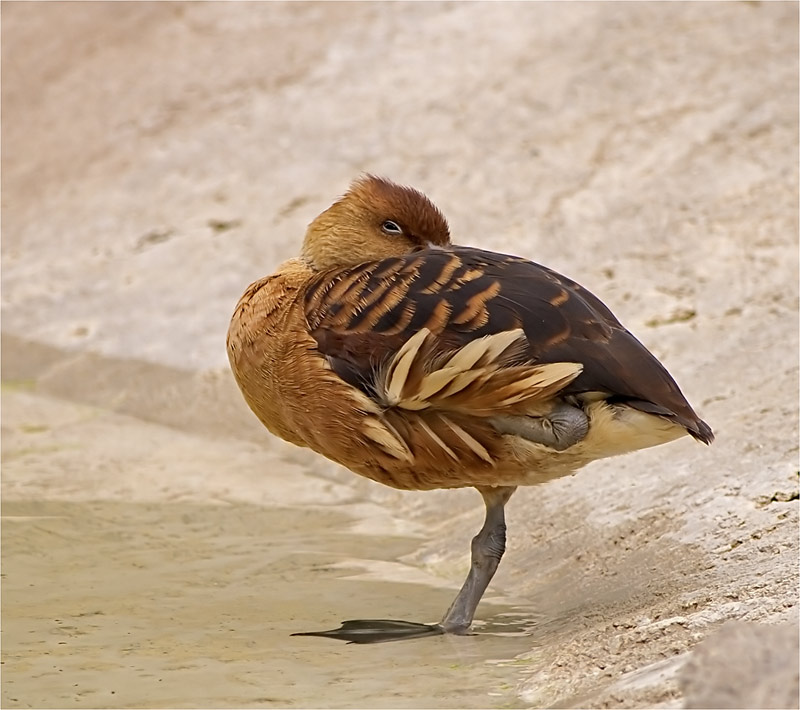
top-left (681, 622), bottom-right (800, 709)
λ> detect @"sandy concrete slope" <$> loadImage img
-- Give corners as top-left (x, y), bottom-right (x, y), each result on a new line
top-left (2, 2), bottom-right (798, 708)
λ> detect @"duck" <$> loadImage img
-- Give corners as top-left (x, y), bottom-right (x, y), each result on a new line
top-left (227, 175), bottom-right (713, 643)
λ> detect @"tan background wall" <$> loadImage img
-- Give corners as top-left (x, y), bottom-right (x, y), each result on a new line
top-left (2, 2), bottom-right (798, 708)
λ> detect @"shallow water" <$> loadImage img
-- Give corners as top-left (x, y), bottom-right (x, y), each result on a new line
top-left (2, 500), bottom-right (539, 709)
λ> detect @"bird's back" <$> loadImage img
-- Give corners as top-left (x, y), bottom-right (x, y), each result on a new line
top-left (305, 245), bottom-right (712, 444)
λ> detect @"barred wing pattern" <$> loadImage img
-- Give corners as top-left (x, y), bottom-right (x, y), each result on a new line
top-left (304, 246), bottom-right (712, 444)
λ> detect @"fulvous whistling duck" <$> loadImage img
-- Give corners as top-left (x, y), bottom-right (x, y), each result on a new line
top-left (227, 176), bottom-right (713, 643)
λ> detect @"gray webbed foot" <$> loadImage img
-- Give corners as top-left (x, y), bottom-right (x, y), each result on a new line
top-left (489, 402), bottom-right (589, 450)
top-left (291, 619), bottom-right (444, 644)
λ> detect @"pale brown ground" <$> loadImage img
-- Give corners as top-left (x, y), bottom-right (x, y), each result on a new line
top-left (2, 3), bottom-right (798, 708)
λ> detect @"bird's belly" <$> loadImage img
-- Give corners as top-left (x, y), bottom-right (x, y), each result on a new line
top-left (249, 346), bottom-right (688, 491)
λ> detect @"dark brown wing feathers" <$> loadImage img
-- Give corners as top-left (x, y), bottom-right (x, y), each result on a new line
top-left (305, 246), bottom-right (713, 444)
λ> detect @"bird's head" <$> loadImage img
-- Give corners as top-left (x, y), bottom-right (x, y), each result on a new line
top-left (301, 175), bottom-right (451, 270)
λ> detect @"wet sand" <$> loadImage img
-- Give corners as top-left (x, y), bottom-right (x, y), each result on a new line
top-left (2, 498), bottom-right (540, 709)
top-left (2, 382), bottom-right (541, 709)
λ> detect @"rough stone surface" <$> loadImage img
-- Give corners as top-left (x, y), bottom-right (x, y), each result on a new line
top-left (2, 2), bottom-right (798, 708)
top-left (680, 621), bottom-right (800, 709)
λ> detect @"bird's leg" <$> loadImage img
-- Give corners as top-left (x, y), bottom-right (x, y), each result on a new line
top-left (489, 402), bottom-right (588, 451)
top-left (292, 486), bottom-right (516, 643)
top-left (439, 485), bottom-right (517, 634)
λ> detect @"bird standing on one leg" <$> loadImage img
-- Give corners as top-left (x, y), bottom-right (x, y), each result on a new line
top-left (226, 175), bottom-right (713, 643)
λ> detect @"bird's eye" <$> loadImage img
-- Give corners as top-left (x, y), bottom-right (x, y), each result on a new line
top-left (381, 220), bottom-right (403, 235)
